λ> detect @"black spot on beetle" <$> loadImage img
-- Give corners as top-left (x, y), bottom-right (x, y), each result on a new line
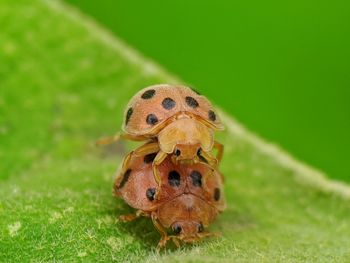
top-left (168, 170), bottom-right (181, 187)
top-left (198, 223), bottom-right (204, 233)
top-left (146, 188), bottom-right (156, 201)
top-left (175, 149), bottom-right (181, 156)
top-left (173, 224), bottom-right (182, 234)
top-left (118, 169), bottom-right (132, 189)
top-left (190, 170), bottom-right (202, 187)
top-left (208, 110), bottom-right (216, 122)
top-left (125, 107), bottom-right (133, 125)
top-left (141, 89), bottom-right (155, 99)
top-left (146, 114), bottom-right (158, 125)
top-left (214, 188), bottom-right (221, 201)
top-left (185, 96), bottom-right (199, 108)
top-left (143, 153), bottom-right (157, 164)
top-left (162, 97), bottom-right (176, 110)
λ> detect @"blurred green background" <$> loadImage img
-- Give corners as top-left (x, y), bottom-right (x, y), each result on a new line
top-left (67, 0), bottom-right (350, 182)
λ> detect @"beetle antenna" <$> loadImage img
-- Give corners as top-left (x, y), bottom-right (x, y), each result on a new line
top-left (96, 133), bottom-right (121, 146)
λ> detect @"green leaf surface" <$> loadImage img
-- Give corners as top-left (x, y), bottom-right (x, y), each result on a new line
top-left (1, 1), bottom-right (350, 262)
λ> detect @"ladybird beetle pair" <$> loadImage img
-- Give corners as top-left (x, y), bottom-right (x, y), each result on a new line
top-left (98, 84), bottom-right (226, 247)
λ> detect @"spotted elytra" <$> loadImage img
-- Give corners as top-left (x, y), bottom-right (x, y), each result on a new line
top-left (114, 147), bottom-right (226, 248)
top-left (97, 84), bottom-right (225, 197)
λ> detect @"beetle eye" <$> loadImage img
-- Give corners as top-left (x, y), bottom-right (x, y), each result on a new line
top-left (175, 149), bottom-right (181, 156)
top-left (173, 224), bottom-right (182, 234)
top-left (198, 223), bottom-right (204, 233)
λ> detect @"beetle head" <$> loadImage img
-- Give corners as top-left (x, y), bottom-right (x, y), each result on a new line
top-left (171, 221), bottom-right (204, 243)
top-left (158, 118), bottom-right (213, 163)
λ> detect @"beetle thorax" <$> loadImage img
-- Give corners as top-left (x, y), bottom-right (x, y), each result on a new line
top-left (158, 118), bottom-right (214, 158)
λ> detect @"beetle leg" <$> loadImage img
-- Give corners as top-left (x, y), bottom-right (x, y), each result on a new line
top-left (152, 151), bottom-right (168, 200)
top-left (202, 141), bottom-right (225, 182)
top-left (133, 141), bottom-right (160, 156)
top-left (96, 132), bottom-right (146, 145)
top-left (152, 150), bottom-right (167, 184)
top-left (199, 150), bottom-right (218, 168)
top-left (213, 141), bottom-right (224, 163)
top-left (119, 210), bottom-right (148, 222)
top-left (151, 213), bottom-right (169, 249)
top-left (212, 141), bottom-right (225, 182)
top-left (197, 231), bottom-right (220, 240)
top-left (170, 236), bottom-right (181, 247)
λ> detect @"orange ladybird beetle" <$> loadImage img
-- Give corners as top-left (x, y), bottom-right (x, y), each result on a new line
top-left (98, 84), bottom-right (225, 197)
top-left (114, 144), bottom-right (226, 247)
